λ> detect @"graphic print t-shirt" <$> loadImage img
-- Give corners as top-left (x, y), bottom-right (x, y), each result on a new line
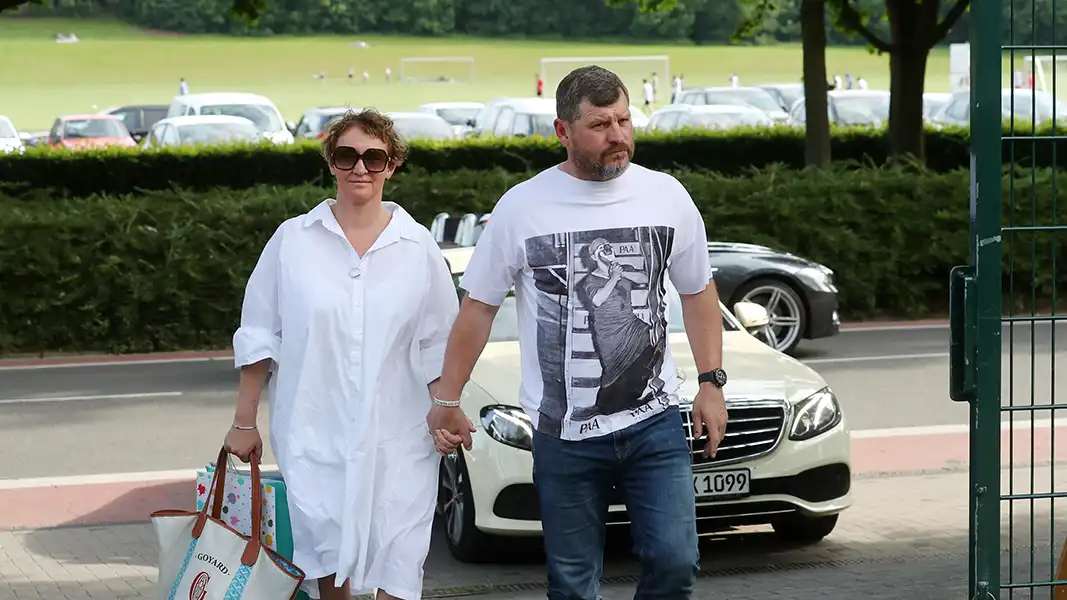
top-left (459, 164), bottom-right (713, 441)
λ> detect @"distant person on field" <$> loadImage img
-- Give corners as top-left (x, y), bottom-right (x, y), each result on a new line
top-left (729, 73), bottom-right (739, 88)
top-left (671, 74), bottom-right (682, 103)
top-left (362, 70), bottom-right (370, 83)
top-left (845, 72), bottom-right (853, 90)
top-left (348, 67), bottom-right (355, 82)
top-left (832, 74), bottom-right (843, 90)
top-left (179, 78), bottom-right (189, 96)
top-left (651, 71), bottom-right (659, 99)
top-left (385, 67), bottom-right (392, 83)
top-left (643, 78), bottom-right (654, 109)
top-left (537, 74), bottom-right (545, 97)
top-left (856, 76), bottom-right (868, 90)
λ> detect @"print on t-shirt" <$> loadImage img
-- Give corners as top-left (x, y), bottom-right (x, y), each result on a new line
top-left (523, 225), bottom-right (675, 439)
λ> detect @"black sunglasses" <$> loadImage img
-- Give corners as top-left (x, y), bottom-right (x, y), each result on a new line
top-left (330, 146), bottom-right (392, 173)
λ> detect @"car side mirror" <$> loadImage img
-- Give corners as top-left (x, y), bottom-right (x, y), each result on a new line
top-left (733, 301), bottom-right (770, 332)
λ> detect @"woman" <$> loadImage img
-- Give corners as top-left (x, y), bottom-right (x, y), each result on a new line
top-left (224, 108), bottom-right (461, 600)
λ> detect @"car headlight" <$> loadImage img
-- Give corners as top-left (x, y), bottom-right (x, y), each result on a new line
top-left (789, 387), bottom-right (842, 441)
top-left (796, 266), bottom-right (836, 293)
top-left (480, 405), bottom-right (533, 451)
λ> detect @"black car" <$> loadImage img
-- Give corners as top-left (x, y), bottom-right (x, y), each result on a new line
top-left (430, 214), bottom-right (840, 355)
top-left (706, 241), bottom-right (839, 354)
top-left (101, 104), bottom-right (169, 142)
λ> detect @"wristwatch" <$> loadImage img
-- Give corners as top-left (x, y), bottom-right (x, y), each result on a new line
top-left (697, 368), bottom-right (728, 388)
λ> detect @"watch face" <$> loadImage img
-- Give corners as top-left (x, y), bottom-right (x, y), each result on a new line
top-left (714, 369), bottom-right (728, 387)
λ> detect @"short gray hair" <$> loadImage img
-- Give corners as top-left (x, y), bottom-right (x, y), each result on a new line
top-left (555, 66), bottom-right (630, 123)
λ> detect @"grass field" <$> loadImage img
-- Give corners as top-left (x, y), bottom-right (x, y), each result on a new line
top-left (0, 16), bottom-right (959, 131)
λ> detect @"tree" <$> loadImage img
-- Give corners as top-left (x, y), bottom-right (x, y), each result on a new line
top-left (830, 0), bottom-right (970, 161)
top-left (0, 0), bottom-right (263, 19)
top-left (735, 0), bottom-right (832, 167)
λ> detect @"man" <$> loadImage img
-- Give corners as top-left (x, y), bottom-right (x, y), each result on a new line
top-left (642, 77), bottom-right (654, 111)
top-left (428, 65), bottom-right (729, 600)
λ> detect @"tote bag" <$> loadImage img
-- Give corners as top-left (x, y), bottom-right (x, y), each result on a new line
top-left (152, 447), bottom-right (305, 600)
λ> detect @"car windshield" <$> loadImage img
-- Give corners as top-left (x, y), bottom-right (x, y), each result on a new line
top-left (393, 116), bottom-right (454, 140)
top-left (0, 119), bottom-right (16, 139)
top-left (63, 118), bottom-right (127, 139)
top-left (470, 285), bottom-right (737, 343)
top-left (434, 107), bottom-right (480, 126)
top-left (692, 112), bottom-right (768, 129)
top-left (774, 86), bottom-right (804, 108)
top-left (832, 94), bottom-right (890, 126)
top-left (178, 122), bottom-right (260, 145)
top-left (200, 104), bottom-right (283, 133)
top-left (705, 89), bottom-right (782, 113)
top-left (530, 113), bottom-right (556, 137)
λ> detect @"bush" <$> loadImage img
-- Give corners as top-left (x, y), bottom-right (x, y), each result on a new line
top-left (1, 123), bottom-right (1044, 199)
top-left (1, 165), bottom-right (1064, 355)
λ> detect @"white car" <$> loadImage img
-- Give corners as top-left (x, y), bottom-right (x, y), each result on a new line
top-left (437, 246), bottom-right (853, 563)
top-left (385, 111), bottom-right (456, 141)
top-left (141, 115), bottom-right (262, 149)
top-left (166, 92), bottom-right (294, 145)
top-left (416, 102), bottom-right (484, 138)
top-left (646, 104), bottom-right (774, 133)
top-left (0, 115), bottom-right (25, 154)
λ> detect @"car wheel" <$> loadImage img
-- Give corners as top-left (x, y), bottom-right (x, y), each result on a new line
top-left (771, 514), bottom-right (838, 543)
top-left (735, 278), bottom-right (807, 354)
top-left (438, 451), bottom-right (495, 563)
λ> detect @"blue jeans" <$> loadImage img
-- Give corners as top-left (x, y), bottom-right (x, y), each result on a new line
top-left (531, 407), bottom-right (700, 600)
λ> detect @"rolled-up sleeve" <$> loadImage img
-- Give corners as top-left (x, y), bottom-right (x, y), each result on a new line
top-left (417, 244), bottom-right (460, 384)
top-left (233, 225), bottom-right (284, 369)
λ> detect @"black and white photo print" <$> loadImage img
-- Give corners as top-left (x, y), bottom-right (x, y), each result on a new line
top-left (523, 225), bottom-right (675, 440)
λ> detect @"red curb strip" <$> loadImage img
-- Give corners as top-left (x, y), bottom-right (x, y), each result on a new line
top-left (3, 428), bottom-right (1062, 530)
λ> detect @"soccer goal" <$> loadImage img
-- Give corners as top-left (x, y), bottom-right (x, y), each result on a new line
top-left (540, 55), bottom-right (671, 102)
top-left (1023, 54), bottom-right (1067, 98)
top-left (398, 57), bottom-right (476, 84)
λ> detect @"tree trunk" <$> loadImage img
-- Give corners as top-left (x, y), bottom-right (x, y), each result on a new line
top-left (800, 0), bottom-right (831, 167)
top-left (887, 44), bottom-right (929, 161)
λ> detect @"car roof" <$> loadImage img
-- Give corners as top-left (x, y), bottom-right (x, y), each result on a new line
top-left (172, 92), bottom-right (276, 105)
top-left (690, 104), bottom-right (767, 114)
top-left (691, 86), bottom-right (770, 93)
top-left (441, 246), bottom-right (475, 275)
top-left (155, 115), bottom-right (257, 127)
top-left (500, 98), bottom-right (556, 114)
top-left (62, 113), bottom-right (122, 120)
top-left (419, 101), bottom-right (484, 109)
top-left (828, 89), bottom-right (890, 98)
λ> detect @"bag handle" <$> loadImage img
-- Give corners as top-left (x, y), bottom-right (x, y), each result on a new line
top-left (192, 446), bottom-right (264, 567)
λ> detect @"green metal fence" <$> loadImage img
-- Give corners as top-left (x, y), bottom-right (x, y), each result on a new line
top-left (954, 0), bottom-right (1067, 597)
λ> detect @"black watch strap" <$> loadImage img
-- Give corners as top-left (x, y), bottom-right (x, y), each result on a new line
top-left (697, 368), bottom-right (728, 388)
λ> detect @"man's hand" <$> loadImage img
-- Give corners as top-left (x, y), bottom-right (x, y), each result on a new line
top-left (427, 404), bottom-right (476, 455)
top-left (690, 384), bottom-right (728, 458)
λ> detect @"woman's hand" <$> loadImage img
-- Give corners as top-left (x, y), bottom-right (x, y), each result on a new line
top-left (224, 426), bottom-right (263, 463)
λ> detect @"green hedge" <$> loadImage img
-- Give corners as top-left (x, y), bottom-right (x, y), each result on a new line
top-left (2, 123), bottom-right (1052, 199)
top-left (1, 165), bottom-right (1063, 355)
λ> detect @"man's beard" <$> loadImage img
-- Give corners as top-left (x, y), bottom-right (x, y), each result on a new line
top-left (573, 144), bottom-right (633, 181)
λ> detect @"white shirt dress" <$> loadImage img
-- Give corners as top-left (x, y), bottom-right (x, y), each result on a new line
top-left (233, 200), bottom-right (459, 600)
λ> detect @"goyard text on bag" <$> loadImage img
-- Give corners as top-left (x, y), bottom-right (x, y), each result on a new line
top-left (151, 447), bottom-right (306, 600)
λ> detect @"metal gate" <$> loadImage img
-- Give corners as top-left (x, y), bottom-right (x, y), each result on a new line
top-left (952, 0), bottom-right (1067, 597)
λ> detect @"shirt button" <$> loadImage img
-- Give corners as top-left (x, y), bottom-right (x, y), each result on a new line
top-left (349, 267), bottom-right (361, 279)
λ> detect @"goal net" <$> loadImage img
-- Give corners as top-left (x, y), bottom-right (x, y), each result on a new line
top-left (540, 55), bottom-right (671, 105)
top-left (398, 57), bottom-right (476, 84)
top-left (1021, 55), bottom-right (1067, 100)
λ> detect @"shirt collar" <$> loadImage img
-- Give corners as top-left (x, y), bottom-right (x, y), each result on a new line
top-left (303, 199), bottom-right (422, 244)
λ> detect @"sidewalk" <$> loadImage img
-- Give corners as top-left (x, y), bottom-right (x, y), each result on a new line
top-left (4, 465), bottom-right (1065, 600)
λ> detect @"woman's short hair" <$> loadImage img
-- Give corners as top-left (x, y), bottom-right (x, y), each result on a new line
top-left (321, 108), bottom-right (408, 167)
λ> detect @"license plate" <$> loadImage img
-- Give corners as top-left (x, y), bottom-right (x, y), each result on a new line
top-left (692, 469), bottom-right (751, 499)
